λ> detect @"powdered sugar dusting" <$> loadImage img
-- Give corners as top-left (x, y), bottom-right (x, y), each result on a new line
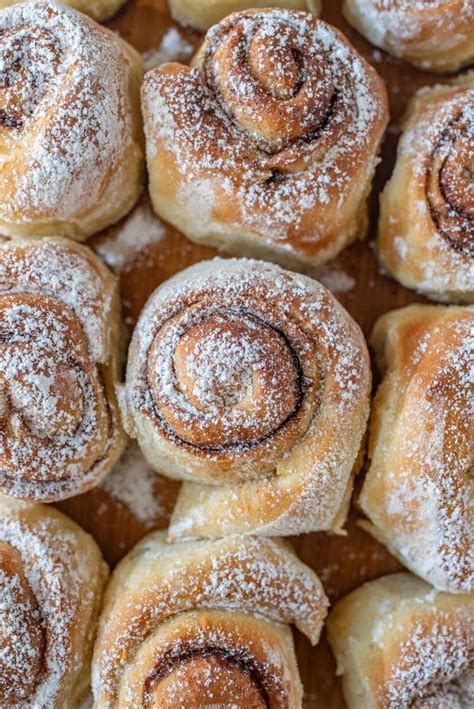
top-left (343, 0), bottom-right (474, 70)
top-left (384, 615), bottom-right (473, 708)
top-left (380, 83), bottom-right (473, 302)
top-left (0, 0), bottom-right (141, 232)
top-left (142, 9), bottom-right (387, 264)
top-left (142, 27), bottom-right (193, 71)
top-left (0, 501), bottom-right (104, 706)
top-left (93, 533), bottom-right (327, 704)
top-left (100, 444), bottom-right (173, 525)
top-left (95, 201), bottom-right (166, 274)
top-left (0, 238), bottom-right (124, 502)
top-left (362, 308), bottom-right (474, 593)
top-left (124, 258), bottom-right (370, 538)
top-left (311, 263), bottom-right (356, 294)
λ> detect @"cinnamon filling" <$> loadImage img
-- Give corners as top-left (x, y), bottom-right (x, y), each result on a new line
top-left (0, 26), bottom-right (61, 131)
top-left (427, 107), bottom-right (474, 257)
top-left (0, 542), bottom-right (45, 702)
top-left (147, 309), bottom-right (306, 454)
top-left (143, 648), bottom-right (271, 708)
top-left (203, 13), bottom-right (336, 155)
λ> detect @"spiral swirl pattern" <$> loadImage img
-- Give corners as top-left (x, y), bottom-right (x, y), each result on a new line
top-left (378, 82), bottom-right (474, 303)
top-left (0, 0), bottom-right (143, 240)
top-left (0, 238), bottom-right (125, 502)
top-left (142, 9), bottom-right (388, 267)
top-left (93, 532), bottom-right (327, 707)
top-left (0, 496), bottom-right (108, 706)
top-left (123, 258), bottom-right (370, 538)
top-left (428, 104), bottom-right (474, 258)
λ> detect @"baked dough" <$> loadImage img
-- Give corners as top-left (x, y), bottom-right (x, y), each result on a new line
top-left (343, 0), bottom-right (474, 73)
top-left (360, 304), bottom-right (473, 593)
top-left (121, 258), bottom-right (371, 539)
top-left (142, 8), bottom-right (388, 268)
top-left (168, 0), bottom-right (321, 31)
top-left (93, 531), bottom-right (328, 707)
top-left (327, 572), bottom-right (474, 709)
top-left (0, 1), bottom-right (144, 240)
top-left (378, 79), bottom-right (473, 303)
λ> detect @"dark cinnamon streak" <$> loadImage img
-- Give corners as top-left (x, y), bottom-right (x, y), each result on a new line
top-left (428, 112), bottom-right (474, 258)
top-left (143, 646), bottom-right (271, 707)
top-left (146, 312), bottom-right (307, 455)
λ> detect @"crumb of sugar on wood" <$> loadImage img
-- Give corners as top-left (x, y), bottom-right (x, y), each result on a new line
top-left (99, 444), bottom-right (173, 526)
top-left (142, 28), bottom-right (193, 71)
top-left (95, 201), bottom-right (166, 274)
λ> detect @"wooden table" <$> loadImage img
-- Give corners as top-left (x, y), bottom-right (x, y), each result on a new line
top-left (57, 1), bottom-right (450, 705)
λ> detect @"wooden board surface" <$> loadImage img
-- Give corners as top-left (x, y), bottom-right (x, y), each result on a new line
top-left (55, 1), bottom-right (453, 705)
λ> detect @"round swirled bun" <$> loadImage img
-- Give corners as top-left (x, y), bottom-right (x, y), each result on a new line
top-left (142, 9), bottom-right (388, 269)
top-left (0, 1), bottom-right (144, 241)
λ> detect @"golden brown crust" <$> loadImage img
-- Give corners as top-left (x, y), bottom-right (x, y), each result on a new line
top-left (0, 237), bottom-right (127, 502)
top-left (360, 304), bottom-right (473, 593)
top-left (343, 0), bottom-right (474, 73)
top-left (378, 80), bottom-right (473, 303)
top-left (0, 495), bottom-right (108, 707)
top-left (0, 0), bottom-right (126, 22)
top-left (92, 531), bottom-right (327, 707)
top-left (142, 9), bottom-right (388, 269)
top-left (0, 1), bottom-right (144, 240)
top-left (121, 258), bottom-right (371, 538)
top-left (327, 573), bottom-right (474, 709)
top-left (169, 0), bottom-right (321, 31)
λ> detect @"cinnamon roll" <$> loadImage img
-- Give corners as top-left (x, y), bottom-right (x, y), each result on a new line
top-left (0, 495), bottom-right (108, 706)
top-left (0, 0), bottom-right (126, 22)
top-left (121, 258), bottom-right (371, 540)
top-left (169, 0), bottom-right (321, 31)
top-left (0, 0), bottom-right (144, 241)
top-left (327, 573), bottom-right (474, 709)
top-left (360, 304), bottom-right (473, 594)
top-left (0, 237), bottom-right (126, 502)
top-left (378, 80), bottom-right (473, 303)
top-left (343, 0), bottom-right (474, 73)
top-left (142, 9), bottom-right (389, 269)
top-left (92, 531), bottom-right (328, 707)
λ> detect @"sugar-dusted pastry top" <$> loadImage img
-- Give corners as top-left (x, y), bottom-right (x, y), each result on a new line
top-left (343, 0), bottom-right (474, 73)
top-left (122, 258), bottom-right (371, 539)
top-left (168, 0), bottom-right (321, 31)
top-left (378, 80), bottom-right (473, 303)
top-left (0, 0), bottom-right (144, 240)
top-left (0, 237), bottom-right (126, 502)
top-left (0, 0), bottom-right (126, 22)
top-left (142, 9), bottom-right (388, 268)
top-left (360, 304), bottom-right (473, 593)
top-left (0, 496), bottom-right (108, 706)
top-left (92, 531), bottom-right (328, 706)
top-left (327, 573), bottom-right (474, 709)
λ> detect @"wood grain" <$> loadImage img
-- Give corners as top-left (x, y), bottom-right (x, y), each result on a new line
top-left (56, 1), bottom-right (454, 705)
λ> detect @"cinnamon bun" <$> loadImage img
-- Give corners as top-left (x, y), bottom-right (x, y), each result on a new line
top-left (142, 9), bottom-right (389, 269)
top-left (0, 237), bottom-right (126, 502)
top-left (327, 573), bottom-right (474, 709)
top-left (0, 495), bottom-right (108, 706)
top-left (360, 304), bottom-right (473, 593)
top-left (121, 258), bottom-right (371, 539)
top-left (92, 531), bottom-right (328, 707)
top-left (343, 0), bottom-right (474, 73)
top-left (378, 80), bottom-right (473, 303)
top-left (0, 0), bottom-right (144, 241)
